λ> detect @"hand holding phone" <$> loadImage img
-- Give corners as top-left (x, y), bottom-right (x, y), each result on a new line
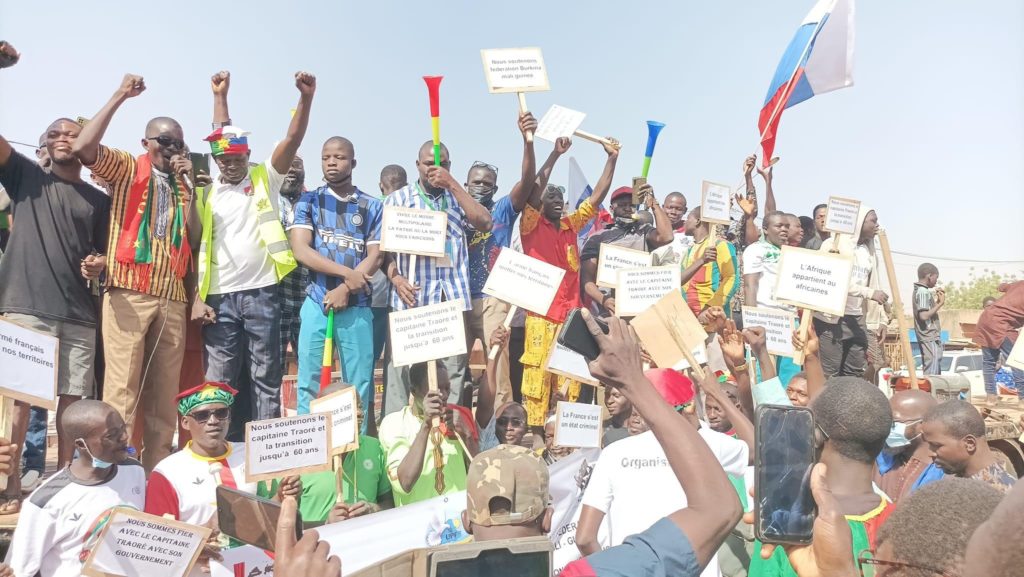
top-left (754, 404), bottom-right (817, 545)
top-left (216, 485), bottom-right (301, 551)
top-left (556, 308), bottom-right (608, 361)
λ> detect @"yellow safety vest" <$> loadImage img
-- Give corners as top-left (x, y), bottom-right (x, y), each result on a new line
top-left (196, 164), bottom-right (296, 300)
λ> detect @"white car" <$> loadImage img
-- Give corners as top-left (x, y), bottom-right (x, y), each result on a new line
top-left (912, 351), bottom-right (985, 397)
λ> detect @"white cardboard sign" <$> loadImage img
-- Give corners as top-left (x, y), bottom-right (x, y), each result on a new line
top-left (701, 180), bottom-right (732, 225)
top-left (535, 105), bottom-right (587, 143)
top-left (554, 401), bottom-right (603, 448)
top-left (81, 508), bottom-right (210, 577)
top-left (480, 47), bottom-right (550, 93)
top-left (774, 246), bottom-right (855, 316)
top-left (824, 196), bottom-right (861, 236)
top-left (0, 317), bottom-right (58, 409)
top-left (615, 266), bottom-right (682, 317)
top-left (741, 306), bottom-right (797, 358)
top-left (596, 244), bottom-right (652, 288)
top-left (245, 413), bottom-right (333, 483)
top-left (543, 341), bottom-right (599, 387)
top-left (483, 248), bottom-right (566, 316)
top-left (388, 299), bottom-right (468, 367)
top-left (381, 206), bottom-right (448, 258)
top-left (310, 387), bottom-right (360, 456)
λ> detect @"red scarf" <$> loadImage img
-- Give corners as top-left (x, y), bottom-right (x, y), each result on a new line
top-left (113, 154), bottom-right (191, 293)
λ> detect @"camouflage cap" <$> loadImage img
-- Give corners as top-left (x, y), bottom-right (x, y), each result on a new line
top-left (466, 444), bottom-right (549, 527)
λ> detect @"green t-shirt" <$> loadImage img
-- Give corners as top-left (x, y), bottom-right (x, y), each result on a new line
top-left (259, 435), bottom-right (392, 523)
top-left (378, 406), bottom-right (468, 507)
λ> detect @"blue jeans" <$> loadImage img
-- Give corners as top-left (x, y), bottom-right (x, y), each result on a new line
top-left (297, 298), bottom-right (374, 432)
top-left (983, 337), bottom-right (1024, 398)
top-left (203, 285), bottom-right (283, 422)
top-left (22, 407), bottom-right (47, 474)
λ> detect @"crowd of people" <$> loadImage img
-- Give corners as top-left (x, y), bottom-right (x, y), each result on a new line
top-left (1, 39), bottom-right (1023, 577)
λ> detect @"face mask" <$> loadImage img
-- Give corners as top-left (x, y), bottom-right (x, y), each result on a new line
top-left (885, 421), bottom-right (921, 449)
top-left (467, 184), bottom-right (495, 206)
top-left (77, 438), bottom-right (114, 469)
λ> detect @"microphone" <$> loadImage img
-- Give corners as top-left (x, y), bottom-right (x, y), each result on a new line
top-left (208, 462), bottom-right (224, 486)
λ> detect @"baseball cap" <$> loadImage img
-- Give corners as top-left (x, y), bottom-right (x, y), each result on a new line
top-left (610, 186), bottom-right (633, 202)
top-left (645, 368), bottom-right (695, 408)
top-left (466, 444), bottom-right (549, 527)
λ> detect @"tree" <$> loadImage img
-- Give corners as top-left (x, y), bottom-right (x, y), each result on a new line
top-left (942, 269), bottom-right (1020, 309)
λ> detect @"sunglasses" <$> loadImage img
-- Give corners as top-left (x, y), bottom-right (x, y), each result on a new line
top-left (496, 417), bottom-right (525, 428)
top-left (857, 550), bottom-right (955, 577)
top-left (147, 135), bottom-right (185, 150)
top-left (471, 161), bottom-right (499, 175)
top-left (188, 407), bottom-right (231, 423)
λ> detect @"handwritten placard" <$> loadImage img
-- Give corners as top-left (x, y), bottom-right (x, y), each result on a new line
top-left (774, 246), bottom-right (855, 316)
top-left (381, 206), bottom-right (448, 258)
top-left (388, 299), bottom-right (468, 367)
top-left (0, 317), bottom-right (58, 409)
top-left (554, 401), bottom-right (602, 448)
top-left (701, 180), bottom-right (732, 225)
top-left (310, 387), bottom-right (360, 456)
top-left (535, 105), bottom-right (587, 143)
top-left (543, 340), bottom-right (599, 387)
top-left (596, 244), bottom-right (652, 288)
top-left (245, 413), bottom-right (333, 483)
top-left (480, 47), bottom-right (550, 93)
top-left (615, 266), bottom-right (681, 317)
top-left (824, 196), bottom-right (861, 236)
top-left (631, 289), bottom-right (709, 371)
top-left (741, 306), bottom-right (797, 358)
top-left (81, 508), bottom-right (210, 577)
top-left (483, 248), bottom-right (566, 315)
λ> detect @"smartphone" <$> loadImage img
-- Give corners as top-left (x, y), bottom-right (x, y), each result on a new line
top-left (556, 308), bottom-right (609, 361)
top-left (189, 152), bottom-right (210, 183)
top-left (754, 404), bottom-right (817, 545)
top-left (216, 485), bottom-right (301, 551)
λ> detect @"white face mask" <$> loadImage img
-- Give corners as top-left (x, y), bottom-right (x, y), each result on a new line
top-left (76, 438), bottom-right (114, 469)
top-left (885, 420), bottom-right (922, 449)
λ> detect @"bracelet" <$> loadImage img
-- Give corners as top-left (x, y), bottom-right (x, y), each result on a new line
top-left (732, 363), bottom-right (749, 373)
top-left (211, 119), bottom-right (233, 130)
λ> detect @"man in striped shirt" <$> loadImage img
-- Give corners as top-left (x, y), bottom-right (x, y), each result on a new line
top-left (72, 73), bottom-right (200, 471)
top-left (381, 141), bottom-right (493, 415)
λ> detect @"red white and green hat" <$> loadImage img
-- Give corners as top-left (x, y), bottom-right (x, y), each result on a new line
top-left (175, 381), bottom-right (237, 416)
top-left (204, 126), bottom-right (250, 156)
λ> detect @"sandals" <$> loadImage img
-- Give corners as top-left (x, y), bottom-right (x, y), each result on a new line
top-left (0, 496), bottom-right (21, 515)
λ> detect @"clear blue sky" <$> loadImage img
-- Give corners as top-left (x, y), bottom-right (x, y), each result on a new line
top-left (2, 0), bottom-right (1022, 264)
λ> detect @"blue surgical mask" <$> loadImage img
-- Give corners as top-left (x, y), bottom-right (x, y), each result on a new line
top-left (77, 438), bottom-right (114, 469)
top-left (885, 421), bottom-right (921, 449)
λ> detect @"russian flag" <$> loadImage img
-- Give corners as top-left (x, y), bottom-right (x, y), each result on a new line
top-left (567, 157), bottom-right (612, 245)
top-left (759, 0), bottom-right (855, 166)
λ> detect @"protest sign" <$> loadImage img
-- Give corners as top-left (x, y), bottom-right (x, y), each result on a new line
top-left (671, 345), bottom-right (709, 372)
top-left (701, 180), bottom-right (732, 225)
top-left (631, 289), bottom-right (709, 375)
top-left (534, 105), bottom-right (587, 143)
top-left (245, 413), bottom-right (332, 483)
top-left (549, 448), bottom-right (603, 574)
top-left (480, 47), bottom-right (550, 93)
top-left (554, 402), bottom-right (602, 448)
top-left (824, 196), bottom-right (861, 236)
top-left (388, 299), bottom-right (468, 367)
top-left (210, 546), bottom-right (275, 577)
top-left (741, 306), bottom-right (797, 357)
top-left (319, 491), bottom-right (471, 574)
top-left (596, 244), bottom-right (652, 288)
top-left (310, 387), bottom-right (359, 456)
top-left (774, 246), bottom-right (855, 317)
top-left (81, 508), bottom-right (210, 577)
top-left (380, 206), bottom-right (448, 258)
top-left (0, 317), bottom-right (58, 409)
top-left (1007, 337), bottom-right (1024, 371)
top-left (482, 248), bottom-right (566, 315)
top-left (615, 266), bottom-right (681, 317)
top-left (543, 341), bottom-right (599, 387)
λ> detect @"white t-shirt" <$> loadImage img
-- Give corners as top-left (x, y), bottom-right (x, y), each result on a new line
top-left (207, 160), bottom-right (287, 295)
top-left (742, 240), bottom-right (794, 312)
top-left (581, 427), bottom-right (748, 577)
top-left (651, 232), bottom-right (692, 266)
top-left (7, 462), bottom-right (147, 577)
top-left (145, 442), bottom-right (257, 526)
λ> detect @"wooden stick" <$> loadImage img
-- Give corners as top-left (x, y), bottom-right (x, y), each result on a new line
top-left (333, 455), bottom-right (344, 505)
top-left (573, 130), bottom-right (621, 149)
top-left (792, 309), bottom-right (813, 365)
top-left (830, 233), bottom-right (841, 253)
top-left (0, 397), bottom-right (12, 491)
top-left (487, 305), bottom-right (518, 360)
top-left (407, 254), bottom-right (418, 284)
top-left (517, 93), bottom-right (533, 144)
top-left (878, 230), bottom-right (918, 389)
top-left (427, 359), bottom-right (441, 427)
